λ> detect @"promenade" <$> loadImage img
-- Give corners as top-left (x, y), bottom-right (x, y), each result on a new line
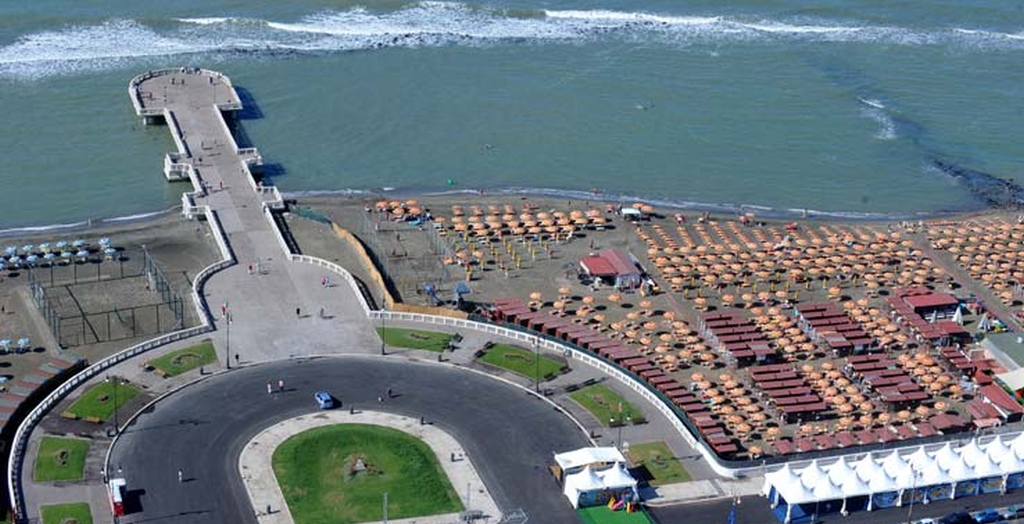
top-left (130, 68), bottom-right (380, 359)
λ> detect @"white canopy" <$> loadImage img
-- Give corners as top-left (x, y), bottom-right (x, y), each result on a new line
top-left (906, 446), bottom-right (931, 470)
top-left (853, 453), bottom-right (886, 483)
top-left (973, 456), bottom-right (1002, 479)
top-left (918, 460), bottom-right (951, 486)
top-left (959, 440), bottom-right (987, 468)
top-left (800, 460), bottom-right (831, 491)
top-left (555, 447), bottom-right (626, 472)
top-left (996, 368), bottom-right (1024, 392)
top-left (881, 450), bottom-right (907, 479)
top-left (947, 457), bottom-right (976, 482)
top-left (934, 442), bottom-right (961, 471)
top-left (598, 464), bottom-right (638, 490)
top-left (1011, 433), bottom-right (1024, 460)
top-left (826, 458), bottom-right (856, 487)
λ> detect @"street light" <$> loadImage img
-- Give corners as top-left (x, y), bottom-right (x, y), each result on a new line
top-left (224, 311), bottom-right (232, 369)
top-left (106, 375), bottom-right (120, 436)
top-left (532, 339), bottom-right (540, 392)
top-left (905, 466), bottom-right (921, 524)
top-left (383, 492), bottom-right (389, 524)
top-left (380, 294), bottom-right (386, 355)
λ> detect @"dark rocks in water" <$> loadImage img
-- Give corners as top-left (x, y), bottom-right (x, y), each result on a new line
top-left (932, 160), bottom-right (1024, 210)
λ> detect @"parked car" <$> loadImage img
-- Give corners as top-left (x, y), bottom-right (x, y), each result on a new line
top-left (314, 391), bottom-right (334, 409)
top-left (937, 512), bottom-right (975, 524)
top-left (972, 509), bottom-right (1002, 524)
top-left (1003, 505), bottom-right (1024, 520)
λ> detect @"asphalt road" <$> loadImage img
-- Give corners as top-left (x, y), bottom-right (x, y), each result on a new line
top-left (108, 356), bottom-right (592, 524)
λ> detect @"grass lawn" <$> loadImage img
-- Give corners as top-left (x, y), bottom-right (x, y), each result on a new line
top-left (34, 436), bottom-right (90, 482)
top-left (40, 502), bottom-right (92, 524)
top-left (578, 505), bottom-right (653, 524)
top-left (65, 380), bottom-right (140, 421)
top-left (478, 344), bottom-right (564, 380)
top-left (569, 384), bottom-right (643, 426)
top-left (377, 327), bottom-right (452, 352)
top-left (625, 441), bottom-right (691, 485)
top-left (148, 340), bottom-right (217, 377)
top-left (273, 424), bottom-right (462, 524)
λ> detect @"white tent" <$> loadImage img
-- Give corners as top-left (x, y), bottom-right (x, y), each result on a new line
top-left (826, 458), bottom-right (856, 487)
top-left (973, 456), bottom-right (1002, 479)
top-left (997, 368), bottom-right (1024, 393)
top-left (959, 440), bottom-right (987, 468)
top-left (765, 464), bottom-right (815, 505)
top-left (598, 463), bottom-right (639, 491)
top-left (947, 457), bottom-right (976, 482)
top-left (1010, 433), bottom-right (1024, 460)
top-left (853, 453), bottom-right (885, 483)
top-left (880, 450), bottom-right (907, 479)
top-left (985, 439), bottom-right (1011, 465)
top-left (906, 446), bottom-right (931, 470)
top-left (800, 460), bottom-right (831, 491)
top-left (554, 447), bottom-right (626, 472)
top-left (934, 442), bottom-right (961, 471)
top-left (918, 459), bottom-right (951, 486)
top-left (563, 466), bottom-right (606, 508)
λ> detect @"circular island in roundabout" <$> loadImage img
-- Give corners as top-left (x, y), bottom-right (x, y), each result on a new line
top-left (107, 355), bottom-right (591, 524)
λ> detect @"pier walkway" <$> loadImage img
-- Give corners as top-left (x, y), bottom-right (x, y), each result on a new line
top-left (129, 68), bottom-right (380, 360)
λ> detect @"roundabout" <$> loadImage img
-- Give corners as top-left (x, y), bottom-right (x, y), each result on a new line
top-left (108, 355), bottom-right (591, 523)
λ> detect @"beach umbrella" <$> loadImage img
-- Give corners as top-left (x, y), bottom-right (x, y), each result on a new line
top-left (0, 340), bottom-right (8, 353)
top-left (7, 256), bottom-right (21, 267)
top-left (104, 247), bottom-right (117, 258)
top-left (3, 247), bottom-right (15, 257)
top-left (99, 237), bottom-right (111, 246)
top-left (20, 245), bottom-right (33, 254)
top-left (55, 241), bottom-right (67, 250)
top-left (72, 239), bottom-right (85, 248)
top-left (76, 250), bottom-right (89, 258)
top-left (43, 253), bottom-right (56, 264)
top-left (61, 251), bottom-right (72, 260)
top-left (16, 338), bottom-right (30, 352)
top-left (26, 255), bottom-right (38, 266)
top-left (39, 243), bottom-right (50, 253)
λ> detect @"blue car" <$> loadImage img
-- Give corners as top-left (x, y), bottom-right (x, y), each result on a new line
top-left (314, 391), bottom-right (334, 409)
top-left (970, 509), bottom-right (1001, 524)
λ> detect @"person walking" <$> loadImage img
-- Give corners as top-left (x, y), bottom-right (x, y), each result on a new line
top-left (387, 387), bottom-right (393, 399)
top-left (295, 307), bottom-right (300, 318)
top-left (178, 469), bottom-right (183, 483)
top-left (278, 379), bottom-right (285, 392)
top-left (267, 382), bottom-right (272, 395)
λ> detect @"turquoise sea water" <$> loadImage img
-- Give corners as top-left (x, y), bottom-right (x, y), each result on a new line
top-left (1, 0), bottom-right (1022, 229)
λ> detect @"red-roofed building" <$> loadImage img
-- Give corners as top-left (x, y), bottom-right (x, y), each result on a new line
top-left (900, 291), bottom-right (959, 318)
top-left (979, 384), bottom-right (1024, 423)
top-left (580, 249), bottom-right (643, 289)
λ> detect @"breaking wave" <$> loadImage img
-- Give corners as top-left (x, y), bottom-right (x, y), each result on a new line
top-left (2, 2), bottom-right (1023, 79)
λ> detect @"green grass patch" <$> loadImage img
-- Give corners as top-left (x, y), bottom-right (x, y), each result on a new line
top-left (148, 340), bottom-right (217, 377)
top-left (33, 436), bottom-right (90, 482)
top-left (65, 381), bottom-right (140, 422)
top-left (40, 502), bottom-right (92, 524)
top-left (625, 441), bottom-right (691, 485)
top-left (478, 344), bottom-right (565, 380)
top-left (577, 505), bottom-right (653, 524)
top-left (273, 424), bottom-right (462, 524)
top-left (376, 327), bottom-right (452, 352)
top-left (569, 384), bottom-right (642, 427)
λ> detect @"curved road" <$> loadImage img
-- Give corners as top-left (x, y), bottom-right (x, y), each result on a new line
top-left (109, 356), bottom-right (590, 524)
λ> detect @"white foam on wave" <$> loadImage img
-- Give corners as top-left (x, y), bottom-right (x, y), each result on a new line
top-left (861, 106), bottom-right (896, 141)
top-left (175, 17), bottom-right (234, 25)
top-left (1, 2), bottom-right (1022, 79)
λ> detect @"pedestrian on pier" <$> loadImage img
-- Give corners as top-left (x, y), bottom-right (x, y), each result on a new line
top-left (218, 180), bottom-right (224, 191)
top-left (178, 469), bottom-right (183, 483)
top-left (267, 382), bottom-right (272, 395)
top-left (295, 307), bottom-right (301, 318)
top-left (387, 387), bottom-right (393, 399)
top-left (278, 379), bottom-right (285, 392)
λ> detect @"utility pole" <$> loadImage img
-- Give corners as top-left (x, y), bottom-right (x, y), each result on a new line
top-left (383, 492), bottom-right (388, 524)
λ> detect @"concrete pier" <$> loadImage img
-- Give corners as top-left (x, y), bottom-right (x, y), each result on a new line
top-left (128, 68), bottom-right (380, 361)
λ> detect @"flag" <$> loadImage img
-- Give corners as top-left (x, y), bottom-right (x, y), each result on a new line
top-left (726, 500), bottom-right (737, 524)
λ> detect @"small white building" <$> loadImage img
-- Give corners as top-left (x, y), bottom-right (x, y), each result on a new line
top-left (553, 447), bottom-right (639, 508)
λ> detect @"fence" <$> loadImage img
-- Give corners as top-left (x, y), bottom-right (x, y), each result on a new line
top-left (6, 205), bottom-right (234, 519)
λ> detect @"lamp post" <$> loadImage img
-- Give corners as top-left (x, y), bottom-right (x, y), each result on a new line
top-left (905, 466), bottom-right (921, 524)
top-left (106, 375), bottom-right (119, 436)
top-left (380, 294), bottom-right (386, 355)
top-left (224, 310), bottom-right (232, 369)
top-left (532, 339), bottom-right (540, 392)
top-left (383, 492), bottom-right (388, 524)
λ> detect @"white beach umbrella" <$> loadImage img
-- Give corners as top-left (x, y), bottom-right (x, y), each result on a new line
top-left (43, 253), bottom-right (56, 262)
top-left (3, 246), bottom-right (15, 256)
top-left (55, 241), bottom-right (68, 250)
top-left (0, 340), bottom-right (9, 353)
top-left (99, 237), bottom-right (111, 246)
top-left (75, 250), bottom-right (89, 258)
top-left (16, 338), bottom-right (29, 352)
top-left (38, 242), bottom-right (50, 252)
top-left (21, 244), bottom-right (33, 254)
top-left (25, 255), bottom-right (38, 266)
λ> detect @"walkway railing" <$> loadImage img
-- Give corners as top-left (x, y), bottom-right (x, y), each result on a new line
top-left (6, 203), bottom-right (235, 518)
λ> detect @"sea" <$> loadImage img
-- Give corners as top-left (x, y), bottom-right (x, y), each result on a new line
top-left (1, 0), bottom-right (1022, 231)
